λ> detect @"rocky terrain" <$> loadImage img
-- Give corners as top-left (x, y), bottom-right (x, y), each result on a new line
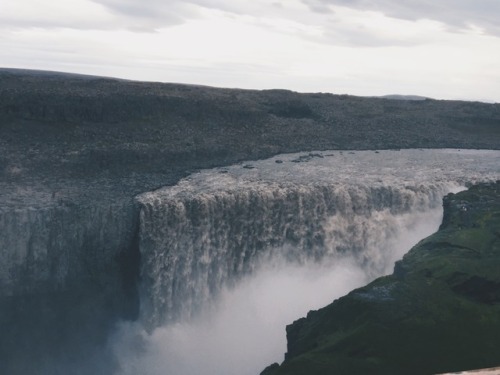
top-left (262, 182), bottom-right (500, 375)
top-left (0, 68), bottom-right (499, 374)
top-left (2, 67), bottom-right (500, 192)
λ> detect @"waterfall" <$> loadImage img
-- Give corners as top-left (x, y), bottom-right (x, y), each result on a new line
top-left (134, 149), bottom-right (500, 331)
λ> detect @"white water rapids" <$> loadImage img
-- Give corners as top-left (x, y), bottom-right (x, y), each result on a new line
top-left (111, 149), bottom-right (500, 375)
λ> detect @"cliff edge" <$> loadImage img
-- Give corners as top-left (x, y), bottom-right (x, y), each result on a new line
top-left (263, 182), bottom-right (500, 375)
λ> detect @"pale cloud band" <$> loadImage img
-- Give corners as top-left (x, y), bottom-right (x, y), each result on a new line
top-left (1, 0), bottom-right (499, 102)
top-left (4, 0), bottom-right (500, 37)
top-left (302, 0), bottom-right (500, 36)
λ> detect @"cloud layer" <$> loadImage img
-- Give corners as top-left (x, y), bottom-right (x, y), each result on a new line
top-left (3, 0), bottom-right (499, 42)
top-left (1, 0), bottom-right (499, 101)
top-left (302, 0), bottom-right (500, 36)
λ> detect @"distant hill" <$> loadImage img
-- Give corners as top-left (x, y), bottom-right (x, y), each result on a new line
top-left (0, 67), bottom-right (123, 81)
top-left (380, 94), bottom-right (429, 101)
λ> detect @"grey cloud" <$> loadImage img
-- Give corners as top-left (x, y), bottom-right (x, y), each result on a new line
top-left (301, 0), bottom-right (500, 36)
top-left (87, 0), bottom-right (313, 33)
top-left (89, 0), bottom-right (195, 30)
top-left (90, 0), bottom-right (266, 27)
top-left (0, 0), bottom-right (188, 31)
top-left (90, 0), bottom-right (307, 30)
top-left (0, 0), bottom-right (280, 33)
top-left (301, 0), bottom-right (333, 13)
top-left (0, 0), bottom-right (300, 33)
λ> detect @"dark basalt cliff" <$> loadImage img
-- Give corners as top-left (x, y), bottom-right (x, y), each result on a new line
top-left (262, 182), bottom-right (500, 375)
top-left (0, 68), bottom-right (500, 374)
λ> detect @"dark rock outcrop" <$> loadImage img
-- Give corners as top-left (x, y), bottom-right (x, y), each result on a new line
top-left (263, 182), bottom-right (500, 375)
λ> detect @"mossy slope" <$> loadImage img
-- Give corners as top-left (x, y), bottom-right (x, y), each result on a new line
top-left (264, 182), bottom-right (500, 375)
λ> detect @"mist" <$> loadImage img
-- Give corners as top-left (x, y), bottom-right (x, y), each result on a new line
top-left (111, 207), bottom-right (444, 375)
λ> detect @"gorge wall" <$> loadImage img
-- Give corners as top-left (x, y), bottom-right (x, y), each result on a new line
top-left (1, 69), bottom-right (500, 374)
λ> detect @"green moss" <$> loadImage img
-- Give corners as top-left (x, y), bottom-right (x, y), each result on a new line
top-left (263, 182), bottom-right (500, 375)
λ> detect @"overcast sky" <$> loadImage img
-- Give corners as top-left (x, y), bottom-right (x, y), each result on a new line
top-left (2, 0), bottom-right (500, 102)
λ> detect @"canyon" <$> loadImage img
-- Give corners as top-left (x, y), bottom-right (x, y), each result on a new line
top-left (1, 68), bottom-right (499, 374)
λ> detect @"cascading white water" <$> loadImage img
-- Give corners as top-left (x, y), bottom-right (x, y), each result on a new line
top-left (137, 182), bottom-right (452, 329)
top-left (113, 149), bottom-right (500, 375)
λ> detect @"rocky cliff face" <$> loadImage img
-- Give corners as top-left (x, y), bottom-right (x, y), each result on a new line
top-left (0, 201), bottom-right (137, 297)
top-left (262, 182), bottom-right (500, 375)
top-left (1, 68), bottom-right (500, 374)
top-left (0, 197), bottom-right (140, 374)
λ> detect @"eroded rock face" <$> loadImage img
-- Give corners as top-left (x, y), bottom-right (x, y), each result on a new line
top-left (0, 202), bottom-right (137, 296)
top-left (264, 182), bottom-right (500, 375)
top-left (0, 198), bottom-right (140, 375)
